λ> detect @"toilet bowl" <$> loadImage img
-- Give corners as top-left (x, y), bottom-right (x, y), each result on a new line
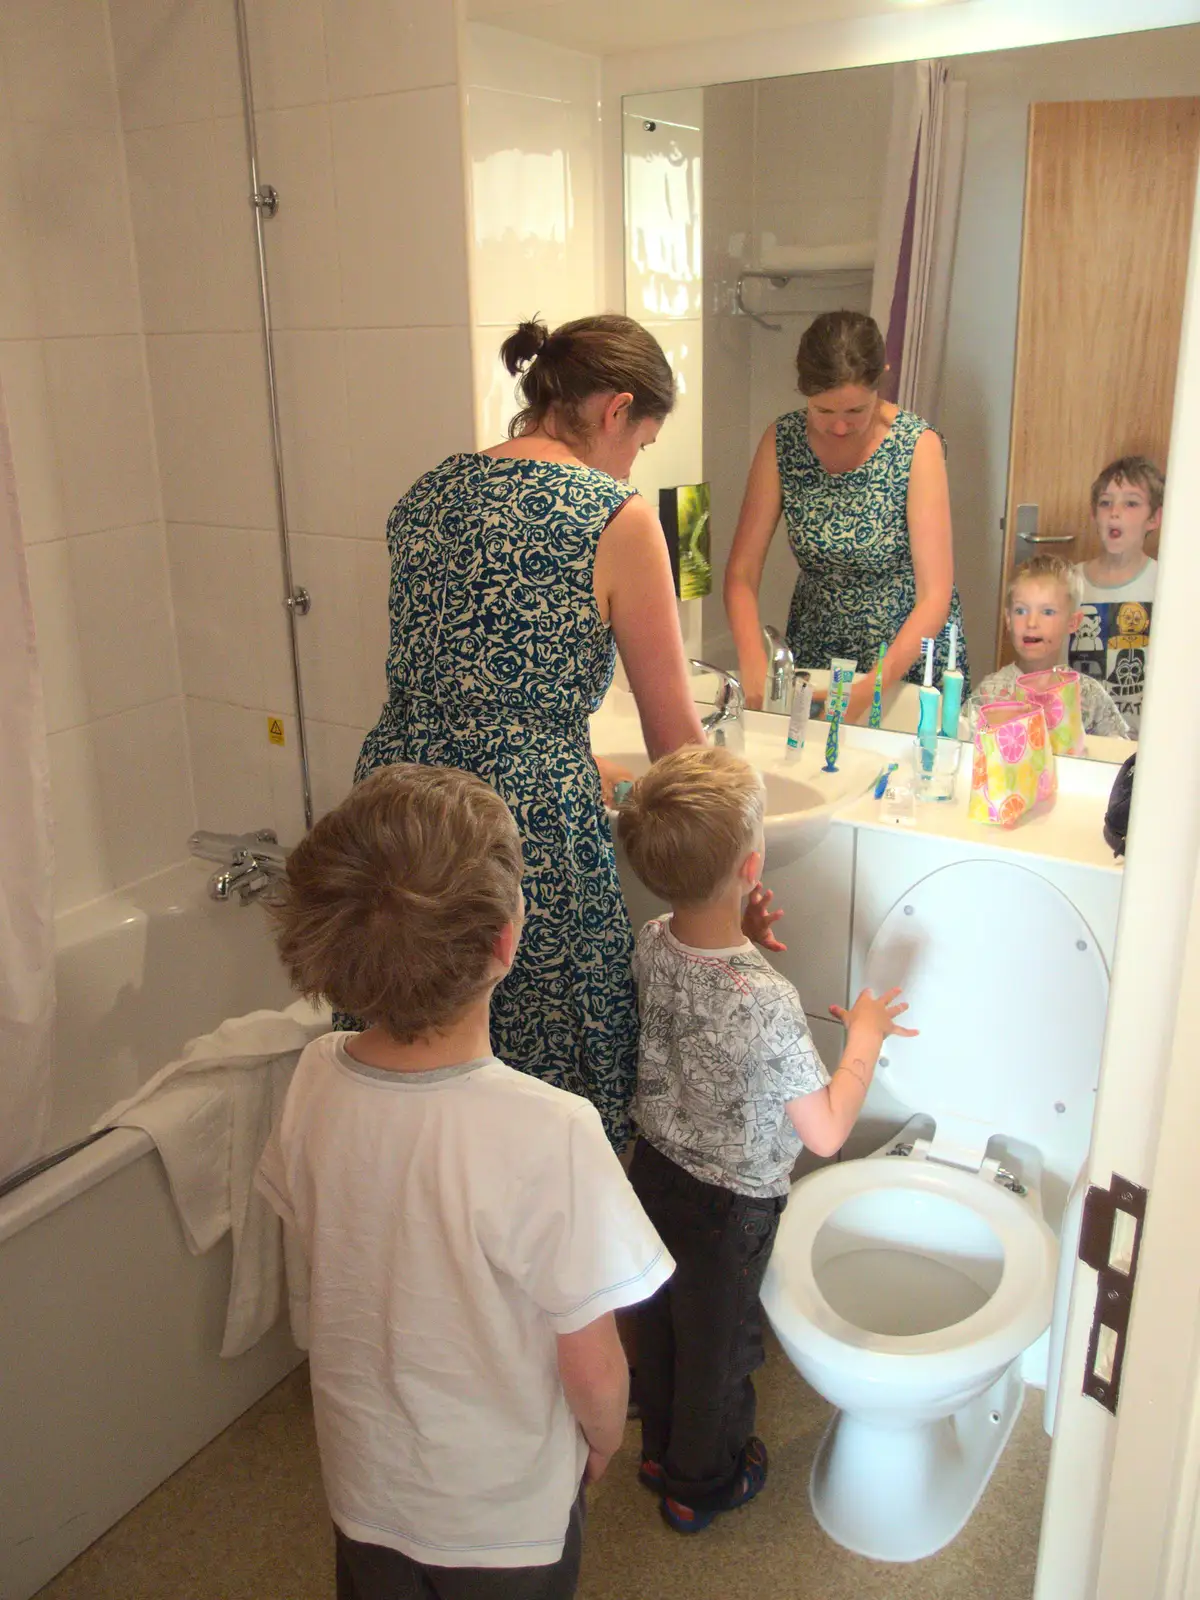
top-left (762, 859), bottom-right (1109, 1563)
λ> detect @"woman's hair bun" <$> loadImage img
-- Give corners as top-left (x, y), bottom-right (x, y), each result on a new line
top-left (500, 318), bottom-right (551, 376)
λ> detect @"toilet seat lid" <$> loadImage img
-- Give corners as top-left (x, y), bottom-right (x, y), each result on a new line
top-left (862, 859), bottom-right (1108, 1165)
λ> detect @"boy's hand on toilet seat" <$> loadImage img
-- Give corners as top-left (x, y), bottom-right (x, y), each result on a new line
top-left (830, 986), bottom-right (918, 1041)
top-left (743, 882), bottom-right (786, 952)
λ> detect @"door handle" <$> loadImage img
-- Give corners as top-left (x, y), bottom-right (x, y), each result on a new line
top-left (1019, 533), bottom-right (1074, 544)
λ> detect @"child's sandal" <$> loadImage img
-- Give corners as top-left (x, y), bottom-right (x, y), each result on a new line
top-left (660, 1438), bottom-right (768, 1535)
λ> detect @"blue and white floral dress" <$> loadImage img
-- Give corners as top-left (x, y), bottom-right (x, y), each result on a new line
top-left (346, 453), bottom-right (639, 1148)
top-left (776, 407), bottom-right (969, 690)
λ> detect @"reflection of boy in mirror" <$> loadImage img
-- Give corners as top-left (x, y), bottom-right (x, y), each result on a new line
top-left (1068, 455), bottom-right (1163, 735)
top-left (967, 557), bottom-right (1130, 739)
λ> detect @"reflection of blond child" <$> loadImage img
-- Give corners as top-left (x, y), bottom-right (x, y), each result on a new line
top-left (616, 745), bottom-right (914, 1536)
top-left (257, 764), bottom-right (674, 1599)
top-left (968, 557), bottom-right (1130, 739)
top-left (1068, 455), bottom-right (1162, 734)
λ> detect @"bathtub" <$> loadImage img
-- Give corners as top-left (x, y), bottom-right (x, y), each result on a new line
top-left (0, 862), bottom-right (304, 1600)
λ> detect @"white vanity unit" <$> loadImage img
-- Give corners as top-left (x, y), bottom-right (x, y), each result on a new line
top-left (591, 690), bottom-right (1124, 1178)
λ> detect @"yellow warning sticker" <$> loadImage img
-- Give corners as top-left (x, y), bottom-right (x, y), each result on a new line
top-left (267, 717), bottom-right (285, 746)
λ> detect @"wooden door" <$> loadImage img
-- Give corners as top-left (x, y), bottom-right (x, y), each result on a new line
top-left (997, 97), bottom-right (1200, 667)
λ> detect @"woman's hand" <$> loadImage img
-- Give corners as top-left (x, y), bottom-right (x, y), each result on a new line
top-left (743, 882), bottom-right (786, 952)
top-left (594, 756), bottom-right (636, 807)
top-left (839, 676), bottom-right (876, 727)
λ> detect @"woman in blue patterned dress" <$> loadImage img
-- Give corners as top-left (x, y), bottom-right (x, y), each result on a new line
top-left (725, 310), bottom-right (968, 724)
top-left (344, 317), bottom-right (708, 1148)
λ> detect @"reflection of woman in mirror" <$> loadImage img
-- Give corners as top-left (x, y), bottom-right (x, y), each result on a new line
top-left (725, 310), bottom-right (968, 722)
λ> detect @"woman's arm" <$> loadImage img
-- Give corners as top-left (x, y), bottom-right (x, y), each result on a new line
top-left (594, 497), bottom-right (705, 760)
top-left (723, 425), bottom-right (783, 710)
top-left (842, 427), bottom-right (955, 724)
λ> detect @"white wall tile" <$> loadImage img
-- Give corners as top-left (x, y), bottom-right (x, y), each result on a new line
top-left (472, 331), bottom-right (520, 448)
top-left (465, 23), bottom-right (595, 105)
top-left (25, 538), bottom-right (88, 733)
top-left (0, 0), bottom-right (119, 125)
top-left (145, 332), bottom-right (275, 527)
top-left (108, 0), bottom-right (242, 131)
top-left (289, 532), bottom-right (379, 727)
top-left (15, 122), bottom-right (141, 337)
top-left (252, 531), bottom-right (302, 715)
top-left (272, 331), bottom-right (355, 538)
top-left (628, 320), bottom-right (703, 507)
top-left (244, 0), bottom-right (328, 111)
top-left (468, 87), bottom-right (571, 327)
top-left (265, 712), bottom-right (309, 844)
top-left (306, 717), bottom-right (367, 820)
top-left (0, 340), bottom-right (67, 542)
top-left (185, 696), bottom-right (273, 834)
top-left (331, 87), bottom-right (470, 330)
top-left (322, 0), bottom-right (456, 101)
top-left (91, 697), bottom-right (195, 883)
top-left (124, 118), bottom-right (260, 334)
top-left (255, 106), bottom-right (341, 329)
top-left (42, 335), bottom-right (161, 535)
top-left (69, 524), bottom-right (181, 717)
top-left (344, 326), bottom-right (474, 540)
top-left (623, 90), bottom-right (703, 323)
top-left (48, 725), bottom-right (112, 910)
top-left (356, 536), bottom-right (391, 725)
top-left (168, 523), bottom-right (269, 706)
top-left (0, 119), bottom-right (39, 339)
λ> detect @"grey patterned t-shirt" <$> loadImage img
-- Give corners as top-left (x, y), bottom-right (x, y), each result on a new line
top-left (632, 917), bottom-right (830, 1198)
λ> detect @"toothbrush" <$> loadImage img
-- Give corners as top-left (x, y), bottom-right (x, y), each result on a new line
top-left (940, 621), bottom-right (964, 738)
top-left (868, 641), bottom-right (886, 730)
top-left (917, 636), bottom-right (940, 776)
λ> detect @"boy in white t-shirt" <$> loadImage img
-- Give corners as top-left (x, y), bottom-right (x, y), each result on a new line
top-left (616, 746), bottom-right (914, 1535)
top-left (256, 763), bottom-right (673, 1600)
top-left (1068, 454), bottom-right (1163, 734)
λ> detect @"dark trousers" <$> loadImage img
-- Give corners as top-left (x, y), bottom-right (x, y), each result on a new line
top-left (628, 1138), bottom-right (784, 1507)
top-left (334, 1492), bottom-right (584, 1600)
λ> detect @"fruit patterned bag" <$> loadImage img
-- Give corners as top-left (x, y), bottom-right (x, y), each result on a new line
top-left (1016, 667), bottom-right (1086, 758)
top-left (969, 700), bottom-right (1057, 829)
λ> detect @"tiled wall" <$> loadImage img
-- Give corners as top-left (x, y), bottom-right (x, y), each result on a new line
top-left (0, 0), bottom-right (193, 914)
top-left (108, 0), bottom-right (475, 837)
top-left (622, 88), bottom-right (704, 656)
top-left (464, 24), bottom-right (603, 445)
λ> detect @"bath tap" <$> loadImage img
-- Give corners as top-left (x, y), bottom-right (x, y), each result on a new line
top-left (690, 660), bottom-right (746, 755)
top-left (188, 828), bottom-right (288, 905)
top-left (762, 625), bottom-right (795, 714)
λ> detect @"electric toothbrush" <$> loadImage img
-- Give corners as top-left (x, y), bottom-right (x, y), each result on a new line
top-left (917, 636), bottom-right (940, 775)
top-left (941, 621), bottom-right (964, 737)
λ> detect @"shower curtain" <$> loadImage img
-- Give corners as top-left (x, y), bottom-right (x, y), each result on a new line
top-left (870, 61), bottom-right (968, 426)
top-left (0, 371), bottom-right (55, 1181)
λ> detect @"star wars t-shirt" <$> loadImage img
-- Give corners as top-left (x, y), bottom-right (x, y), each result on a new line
top-left (1068, 558), bottom-right (1157, 735)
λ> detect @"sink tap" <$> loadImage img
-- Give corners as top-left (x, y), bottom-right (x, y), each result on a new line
top-left (690, 659), bottom-right (745, 755)
top-left (762, 625), bottom-right (794, 714)
top-left (188, 828), bottom-right (289, 905)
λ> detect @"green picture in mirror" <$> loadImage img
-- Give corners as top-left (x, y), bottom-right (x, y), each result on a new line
top-left (660, 482), bottom-right (712, 601)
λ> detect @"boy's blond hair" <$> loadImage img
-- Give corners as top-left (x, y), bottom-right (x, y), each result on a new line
top-left (1005, 554), bottom-right (1083, 613)
top-left (1090, 454), bottom-right (1165, 516)
top-left (271, 764), bottom-right (523, 1044)
top-left (617, 745), bottom-right (765, 906)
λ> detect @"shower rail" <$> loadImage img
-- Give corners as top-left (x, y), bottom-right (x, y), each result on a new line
top-left (232, 0), bottom-right (314, 830)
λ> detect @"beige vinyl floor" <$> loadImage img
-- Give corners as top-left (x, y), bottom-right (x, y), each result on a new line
top-left (36, 1336), bottom-right (1047, 1600)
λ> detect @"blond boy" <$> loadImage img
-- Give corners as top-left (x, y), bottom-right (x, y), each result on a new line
top-left (256, 764), bottom-right (673, 1600)
top-left (1068, 455), bottom-right (1163, 734)
top-left (969, 555), bottom-right (1130, 739)
top-left (616, 745), bottom-right (912, 1535)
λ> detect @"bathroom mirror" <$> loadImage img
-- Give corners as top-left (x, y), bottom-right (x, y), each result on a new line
top-left (621, 24), bottom-right (1200, 761)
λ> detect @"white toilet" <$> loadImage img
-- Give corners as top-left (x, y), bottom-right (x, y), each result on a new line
top-left (761, 859), bottom-right (1109, 1563)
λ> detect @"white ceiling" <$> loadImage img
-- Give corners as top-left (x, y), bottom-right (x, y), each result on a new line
top-left (464, 0), bottom-right (953, 59)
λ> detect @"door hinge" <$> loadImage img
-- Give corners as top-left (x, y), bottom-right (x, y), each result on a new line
top-left (1078, 1173), bottom-right (1148, 1415)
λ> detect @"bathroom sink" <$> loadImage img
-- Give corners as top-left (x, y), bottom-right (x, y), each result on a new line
top-left (594, 723), bottom-right (882, 869)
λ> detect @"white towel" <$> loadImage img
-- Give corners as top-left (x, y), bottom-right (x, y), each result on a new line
top-left (92, 998), bottom-right (330, 1358)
